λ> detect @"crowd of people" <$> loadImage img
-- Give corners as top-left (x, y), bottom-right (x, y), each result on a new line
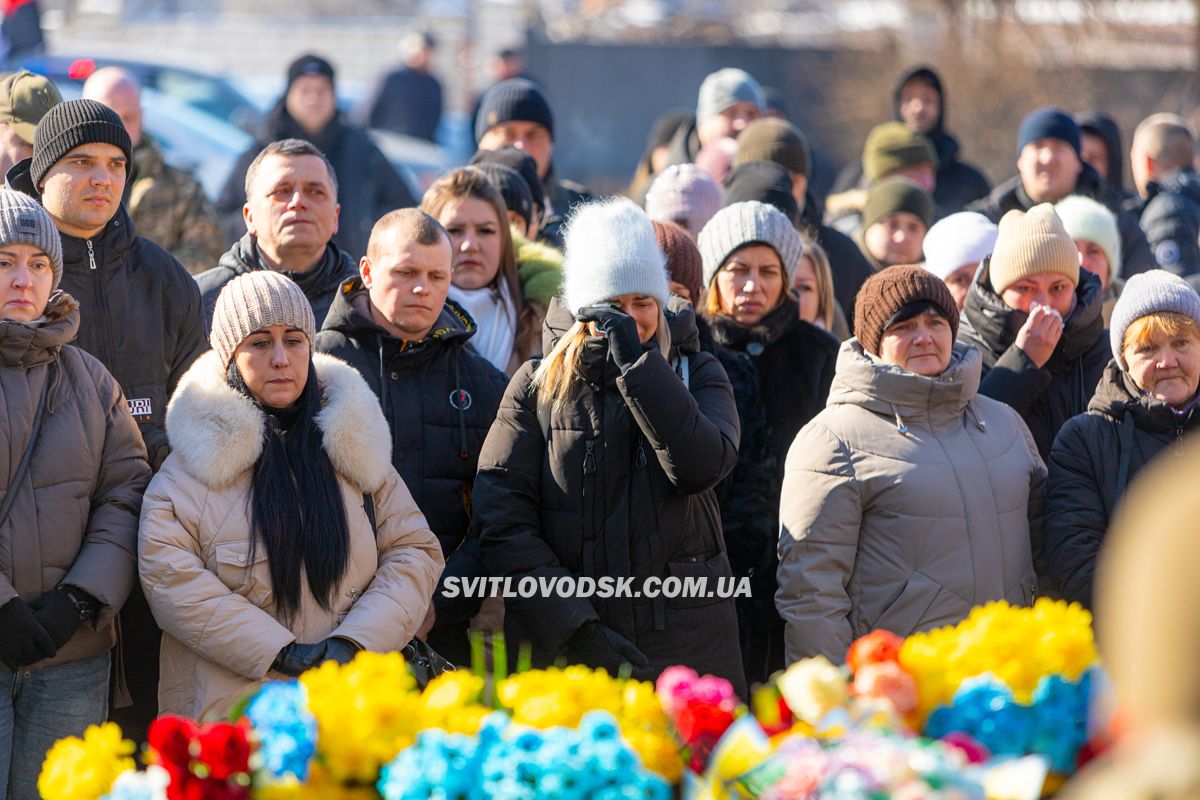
top-left (0, 48), bottom-right (1198, 798)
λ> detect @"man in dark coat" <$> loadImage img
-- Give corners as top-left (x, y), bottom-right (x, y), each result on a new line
top-left (1127, 113), bottom-right (1200, 278)
top-left (362, 31), bottom-right (442, 143)
top-left (197, 138), bottom-right (356, 332)
top-left (7, 98), bottom-right (207, 741)
top-left (314, 209), bottom-right (507, 664)
top-left (1077, 110), bottom-right (1133, 201)
top-left (215, 54), bottom-right (414, 261)
top-left (831, 65), bottom-right (991, 213)
top-left (968, 107), bottom-right (1153, 276)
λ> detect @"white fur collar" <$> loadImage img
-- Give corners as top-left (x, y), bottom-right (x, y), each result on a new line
top-left (166, 350), bottom-right (392, 493)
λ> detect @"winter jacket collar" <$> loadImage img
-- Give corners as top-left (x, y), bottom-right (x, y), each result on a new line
top-left (220, 232), bottom-right (355, 302)
top-left (165, 349), bottom-right (392, 493)
top-left (1088, 359), bottom-right (1200, 435)
top-left (827, 339), bottom-right (984, 434)
top-left (1143, 167), bottom-right (1200, 208)
top-left (320, 276), bottom-right (477, 360)
top-left (0, 291), bottom-right (79, 367)
top-left (1003, 162), bottom-right (1120, 215)
top-left (702, 297), bottom-right (805, 354)
top-left (961, 258), bottom-right (1105, 372)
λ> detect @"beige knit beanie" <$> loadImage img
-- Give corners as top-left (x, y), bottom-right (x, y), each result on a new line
top-left (988, 203), bottom-right (1080, 293)
top-left (210, 271), bottom-right (316, 367)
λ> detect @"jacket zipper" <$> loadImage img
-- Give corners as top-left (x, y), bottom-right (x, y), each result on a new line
top-left (87, 238), bottom-right (118, 374)
top-left (86, 240), bottom-right (97, 270)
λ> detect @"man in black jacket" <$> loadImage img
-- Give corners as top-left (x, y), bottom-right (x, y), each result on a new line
top-left (7, 98), bottom-right (206, 741)
top-left (1128, 113), bottom-right (1200, 278)
top-left (215, 54), bottom-right (414, 260)
top-left (197, 138), bottom-right (356, 332)
top-left (969, 107), bottom-right (1153, 276)
top-left (314, 208), bottom-right (507, 665)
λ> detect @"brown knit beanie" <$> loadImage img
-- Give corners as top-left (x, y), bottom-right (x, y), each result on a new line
top-left (854, 265), bottom-right (959, 355)
top-left (862, 121), bottom-right (938, 183)
top-left (652, 219), bottom-right (703, 303)
top-left (988, 203), bottom-right (1080, 293)
top-left (210, 271), bottom-right (316, 367)
top-left (734, 117), bottom-right (811, 177)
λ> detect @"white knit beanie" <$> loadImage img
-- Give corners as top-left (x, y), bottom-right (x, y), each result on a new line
top-left (561, 197), bottom-right (669, 314)
top-left (1110, 270), bottom-right (1200, 369)
top-left (644, 164), bottom-right (724, 236)
top-left (210, 271), bottom-right (317, 367)
top-left (697, 200), bottom-right (804, 288)
top-left (922, 212), bottom-right (998, 282)
top-left (1054, 194), bottom-right (1122, 281)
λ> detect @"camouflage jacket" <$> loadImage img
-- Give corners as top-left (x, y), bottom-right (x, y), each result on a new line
top-left (129, 137), bottom-right (225, 275)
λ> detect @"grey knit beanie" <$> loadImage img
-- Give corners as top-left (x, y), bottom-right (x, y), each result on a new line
top-left (696, 68), bottom-right (765, 125)
top-left (0, 188), bottom-right (62, 289)
top-left (698, 200), bottom-right (804, 288)
top-left (1110, 270), bottom-right (1200, 370)
top-left (210, 271), bottom-right (316, 367)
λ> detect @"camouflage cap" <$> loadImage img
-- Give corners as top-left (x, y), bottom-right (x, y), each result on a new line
top-left (0, 71), bottom-right (62, 145)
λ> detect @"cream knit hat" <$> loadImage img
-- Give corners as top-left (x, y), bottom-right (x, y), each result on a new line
top-left (210, 271), bottom-right (316, 367)
top-left (988, 203), bottom-right (1080, 293)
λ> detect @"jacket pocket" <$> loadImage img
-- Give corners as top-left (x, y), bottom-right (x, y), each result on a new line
top-left (665, 551), bottom-right (732, 610)
top-left (213, 541), bottom-right (272, 608)
top-left (871, 571), bottom-right (942, 638)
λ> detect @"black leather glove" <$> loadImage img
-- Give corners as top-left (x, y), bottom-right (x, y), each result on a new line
top-left (576, 305), bottom-right (646, 372)
top-left (271, 641), bottom-right (329, 677)
top-left (0, 597), bottom-right (57, 670)
top-left (321, 637), bottom-right (361, 665)
top-left (29, 586), bottom-right (99, 651)
top-left (558, 622), bottom-right (650, 674)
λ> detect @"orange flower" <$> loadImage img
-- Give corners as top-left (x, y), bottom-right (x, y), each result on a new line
top-left (846, 630), bottom-right (904, 675)
top-left (851, 661), bottom-right (918, 715)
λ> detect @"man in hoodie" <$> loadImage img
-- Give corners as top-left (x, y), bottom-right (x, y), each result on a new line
top-left (1127, 113), bottom-right (1200, 279)
top-left (196, 138), bottom-right (356, 331)
top-left (969, 107), bottom-right (1153, 277)
top-left (314, 208), bottom-right (507, 664)
top-left (1077, 110), bottom-right (1133, 201)
top-left (215, 54), bottom-right (414, 260)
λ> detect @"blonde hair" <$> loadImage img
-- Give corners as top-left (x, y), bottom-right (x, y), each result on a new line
top-left (797, 237), bottom-right (837, 331)
top-left (1124, 312), bottom-right (1200, 356)
top-left (532, 308), bottom-right (671, 412)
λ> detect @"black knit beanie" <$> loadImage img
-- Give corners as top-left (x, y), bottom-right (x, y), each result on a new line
top-left (470, 146), bottom-right (545, 212)
top-left (31, 99), bottom-right (132, 189)
top-left (723, 160), bottom-right (800, 225)
top-left (474, 162), bottom-right (534, 228)
top-left (287, 54), bottom-right (335, 90)
top-left (474, 78), bottom-right (554, 142)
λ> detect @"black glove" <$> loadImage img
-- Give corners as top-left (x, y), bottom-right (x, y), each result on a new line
top-left (558, 622), bottom-right (650, 674)
top-left (0, 597), bottom-right (57, 670)
top-left (321, 637), bottom-right (361, 665)
top-left (29, 586), bottom-right (98, 651)
top-left (577, 305), bottom-right (646, 372)
top-left (271, 641), bottom-right (329, 677)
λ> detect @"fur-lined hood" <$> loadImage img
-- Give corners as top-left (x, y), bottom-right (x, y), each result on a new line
top-left (165, 350), bottom-right (391, 493)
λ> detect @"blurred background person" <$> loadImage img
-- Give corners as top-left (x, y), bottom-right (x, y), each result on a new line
top-left (0, 70), bottom-right (57, 178)
top-left (1055, 194), bottom-right (1123, 324)
top-left (363, 30), bottom-right (442, 143)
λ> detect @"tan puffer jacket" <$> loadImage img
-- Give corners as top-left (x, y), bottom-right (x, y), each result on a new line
top-left (0, 292), bottom-right (151, 668)
top-left (139, 350), bottom-right (444, 720)
top-left (776, 340), bottom-right (1045, 665)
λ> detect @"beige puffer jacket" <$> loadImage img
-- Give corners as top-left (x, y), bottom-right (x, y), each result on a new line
top-left (776, 340), bottom-right (1044, 665)
top-left (139, 350), bottom-right (444, 720)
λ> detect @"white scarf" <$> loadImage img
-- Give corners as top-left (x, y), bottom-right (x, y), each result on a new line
top-left (449, 282), bottom-right (517, 372)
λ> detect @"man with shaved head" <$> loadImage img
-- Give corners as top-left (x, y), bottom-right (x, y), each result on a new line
top-left (315, 208), bottom-right (507, 665)
top-left (1128, 112), bottom-right (1200, 277)
top-left (82, 66), bottom-right (223, 274)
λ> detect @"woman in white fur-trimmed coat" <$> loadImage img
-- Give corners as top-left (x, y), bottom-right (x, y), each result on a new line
top-left (138, 272), bottom-right (443, 720)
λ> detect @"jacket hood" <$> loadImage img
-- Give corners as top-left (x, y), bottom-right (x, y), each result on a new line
top-left (1088, 358), bottom-right (1200, 434)
top-left (221, 233), bottom-right (355, 299)
top-left (961, 258), bottom-right (1105, 370)
top-left (1075, 110), bottom-right (1125, 193)
top-left (541, 294), bottom-right (700, 365)
top-left (320, 275), bottom-right (477, 350)
top-left (893, 65), bottom-right (945, 135)
top-left (827, 338), bottom-right (984, 432)
top-left (165, 350), bottom-right (392, 493)
top-left (702, 296), bottom-right (810, 353)
top-left (0, 291), bottom-right (80, 367)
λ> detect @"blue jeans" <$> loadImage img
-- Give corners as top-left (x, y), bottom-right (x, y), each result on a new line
top-left (0, 656), bottom-right (110, 800)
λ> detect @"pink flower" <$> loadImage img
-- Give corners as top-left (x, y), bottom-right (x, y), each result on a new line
top-left (656, 666), bottom-right (699, 715)
top-left (851, 661), bottom-right (918, 715)
top-left (689, 675), bottom-right (737, 712)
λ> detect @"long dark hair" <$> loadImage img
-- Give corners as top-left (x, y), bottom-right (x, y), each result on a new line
top-left (227, 359), bottom-right (351, 625)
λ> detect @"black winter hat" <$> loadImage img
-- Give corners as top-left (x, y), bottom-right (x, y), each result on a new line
top-left (470, 146), bottom-right (545, 212)
top-left (31, 99), bottom-right (132, 190)
top-left (1017, 107), bottom-right (1080, 158)
top-left (474, 78), bottom-right (554, 143)
top-left (723, 160), bottom-right (800, 225)
top-left (474, 162), bottom-right (534, 228)
top-left (287, 54), bottom-right (335, 89)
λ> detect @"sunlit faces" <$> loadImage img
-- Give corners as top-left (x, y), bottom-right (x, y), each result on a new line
top-left (878, 308), bottom-right (954, 376)
top-left (1017, 138), bottom-right (1083, 203)
top-left (478, 120), bottom-right (553, 180)
top-left (999, 272), bottom-right (1077, 318)
top-left (243, 153), bottom-right (340, 268)
top-left (1124, 322), bottom-right (1200, 408)
top-left (1074, 239), bottom-right (1111, 288)
top-left (0, 243), bottom-right (54, 322)
top-left (697, 102), bottom-right (761, 146)
top-left (898, 79), bottom-right (940, 135)
top-left (715, 244), bottom-right (785, 326)
top-left (232, 325), bottom-right (310, 409)
top-left (792, 253), bottom-right (820, 324)
top-left (39, 143), bottom-right (127, 239)
top-left (864, 212), bottom-right (927, 268)
top-left (436, 197), bottom-right (504, 290)
top-left (362, 228), bottom-right (453, 341)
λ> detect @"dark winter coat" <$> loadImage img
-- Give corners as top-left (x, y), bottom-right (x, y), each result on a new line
top-left (196, 233), bottom-right (357, 334)
top-left (475, 298), bottom-right (745, 692)
top-left (967, 163), bottom-right (1153, 277)
top-left (6, 160), bottom-right (206, 472)
top-left (1127, 168), bottom-right (1200, 278)
top-left (215, 102), bottom-right (416, 260)
top-left (958, 261), bottom-right (1110, 462)
top-left (364, 67), bottom-right (442, 143)
top-left (1044, 361), bottom-right (1200, 610)
top-left (539, 166), bottom-right (596, 249)
top-left (313, 279), bottom-right (508, 660)
top-left (800, 197), bottom-right (876, 328)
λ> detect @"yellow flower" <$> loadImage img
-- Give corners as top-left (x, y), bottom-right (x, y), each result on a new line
top-left (38, 722), bottom-right (135, 800)
top-left (418, 672), bottom-right (489, 735)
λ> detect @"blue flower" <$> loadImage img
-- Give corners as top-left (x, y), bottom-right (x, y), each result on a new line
top-left (244, 681), bottom-right (316, 781)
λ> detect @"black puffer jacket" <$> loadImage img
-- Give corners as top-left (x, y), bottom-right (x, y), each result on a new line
top-left (196, 233), bottom-right (357, 333)
top-left (967, 164), bottom-right (1153, 277)
top-left (1045, 361), bottom-right (1200, 609)
top-left (475, 298), bottom-right (744, 692)
top-left (7, 159), bottom-right (205, 472)
top-left (314, 279), bottom-right (508, 660)
top-left (215, 102), bottom-right (416, 260)
top-left (958, 262), bottom-right (1109, 461)
top-left (800, 197), bottom-right (876, 327)
top-left (1128, 168), bottom-right (1200, 278)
